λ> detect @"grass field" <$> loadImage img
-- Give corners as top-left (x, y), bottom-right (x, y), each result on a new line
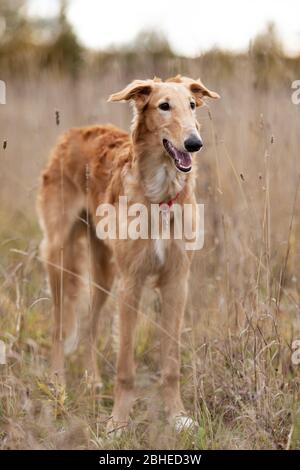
top-left (0, 64), bottom-right (300, 449)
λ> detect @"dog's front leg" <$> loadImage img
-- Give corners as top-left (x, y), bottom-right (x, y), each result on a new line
top-left (159, 268), bottom-right (189, 423)
top-left (107, 275), bottom-right (142, 433)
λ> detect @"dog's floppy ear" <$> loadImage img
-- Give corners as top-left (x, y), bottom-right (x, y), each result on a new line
top-left (179, 76), bottom-right (220, 107)
top-left (108, 79), bottom-right (153, 108)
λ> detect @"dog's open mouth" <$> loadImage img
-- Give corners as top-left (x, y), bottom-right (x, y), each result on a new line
top-left (163, 139), bottom-right (192, 173)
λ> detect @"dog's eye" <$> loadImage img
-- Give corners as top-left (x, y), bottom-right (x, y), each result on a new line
top-left (159, 102), bottom-right (170, 111)
top-left (190, 102), bottom-right (196, 110)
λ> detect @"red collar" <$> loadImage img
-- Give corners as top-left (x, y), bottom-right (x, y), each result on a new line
top-left (159, 191), bottom-right (181, 208)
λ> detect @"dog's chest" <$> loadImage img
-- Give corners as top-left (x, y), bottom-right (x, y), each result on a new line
top-left (143, 163), bottom-right (186, 204)
top-left (153, 239), bottom-right (168, 265)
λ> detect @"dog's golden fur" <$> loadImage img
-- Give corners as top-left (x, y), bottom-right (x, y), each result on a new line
top-left (37, 75), bottom-right (219, 431)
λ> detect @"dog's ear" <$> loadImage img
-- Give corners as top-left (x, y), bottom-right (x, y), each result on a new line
top-left (108, 80), bottom-right (153, 108)
top-left (180, 76), bottom-right (220, 107)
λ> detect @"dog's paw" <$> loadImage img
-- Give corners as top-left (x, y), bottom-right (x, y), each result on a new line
top-left (172, 414), bottom-right (198, 432)
top-left (86, 379), bottom-right (103, 394)
top-left (84, 370), bottom-right (103, 393)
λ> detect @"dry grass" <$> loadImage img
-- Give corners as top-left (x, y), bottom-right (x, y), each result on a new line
top-left (0, 63), bottom-right (300, 449)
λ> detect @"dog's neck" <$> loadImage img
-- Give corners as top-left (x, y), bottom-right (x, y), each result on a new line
top-left (131, 120), bottom-right (191, 204)
top-left (138, 150), bottom-right (187, 204)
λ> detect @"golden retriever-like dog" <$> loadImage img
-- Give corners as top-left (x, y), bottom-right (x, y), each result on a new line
top-left (37, 75), bottom-right (220, 432)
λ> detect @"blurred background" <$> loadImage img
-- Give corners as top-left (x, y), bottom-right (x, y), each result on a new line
top-left (0, 0), bottom-right (300, 450)
top-left (1, 0), bottom-right (300, 209)
top-left (1, 0), bottom-right (300, 208)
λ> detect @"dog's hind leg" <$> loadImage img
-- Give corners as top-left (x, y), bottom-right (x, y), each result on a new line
top-left (84, 233), bottom-right (115, 389)
top-left (38, 173), bottom-right (85, 384)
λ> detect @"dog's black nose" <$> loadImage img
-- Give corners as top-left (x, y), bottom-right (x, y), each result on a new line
top-left (184, 135), bottom-right (203, 152)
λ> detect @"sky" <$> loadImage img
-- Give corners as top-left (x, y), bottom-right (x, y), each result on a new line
top-left (27, 0), bottom-right (300, 56)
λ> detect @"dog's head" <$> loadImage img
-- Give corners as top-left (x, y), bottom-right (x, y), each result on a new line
top-left (108, 75), bottom-right (220, 173)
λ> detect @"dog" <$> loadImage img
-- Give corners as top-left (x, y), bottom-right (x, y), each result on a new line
top-left (37, 75), bottom-right (220, 432)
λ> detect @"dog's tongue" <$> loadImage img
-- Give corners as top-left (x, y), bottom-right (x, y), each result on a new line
top-left (174, 148), bottom-right (192, 169)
